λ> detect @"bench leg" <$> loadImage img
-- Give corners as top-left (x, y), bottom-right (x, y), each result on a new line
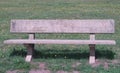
top-left (89, 44), bottom-right (95, 64)
top-left (24, 44), bottom-right (34, 62)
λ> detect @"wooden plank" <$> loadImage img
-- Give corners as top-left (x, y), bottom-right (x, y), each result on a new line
top-left (4, 39), bottom-right (116, 45)
top-left (89, 44), bottom-right (95, 64)
top-left (10, 19), bottom-right (115, 33)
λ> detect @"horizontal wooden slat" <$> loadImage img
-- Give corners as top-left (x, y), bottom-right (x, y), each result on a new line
top-left (10, 19), bottom-right (115, 33)
top-left (4, 39), bottom-right (116, 45)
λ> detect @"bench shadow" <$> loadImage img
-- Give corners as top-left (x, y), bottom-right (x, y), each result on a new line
top-left (10, 47), bottom-right (115, 59)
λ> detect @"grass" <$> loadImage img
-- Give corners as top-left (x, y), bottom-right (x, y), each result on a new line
top-left (0, 0), bottom-right (120, 73)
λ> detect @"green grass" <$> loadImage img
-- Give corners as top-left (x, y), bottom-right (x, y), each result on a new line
top-left (0, 0), bottom-right (120, 73)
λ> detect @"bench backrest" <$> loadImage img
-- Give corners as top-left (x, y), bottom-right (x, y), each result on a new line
top-left (10, 19), bottom-right (115, 34)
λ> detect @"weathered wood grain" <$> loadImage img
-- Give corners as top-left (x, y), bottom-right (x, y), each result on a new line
top-left (10, 19), bottom-right (114, 33)
top-left (4, 39), bottom-right (116, 45)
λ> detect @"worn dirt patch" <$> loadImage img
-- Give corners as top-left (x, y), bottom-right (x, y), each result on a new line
top-left (38, 62), bottom-right (47, 70)
top-left (7, 59), bottom-right (120, 73)
top-left (29, 62), bottom-right (49, 73)
top-left (29, 70), bottom-right (51, 73)
top-left (57, 70), bottom-right (80, 73)
top-left (31, 62), bottom-right (47, 70)
top-left (112, 59), bottom-right (120, 64)
top-left (103, 62), bottom-right (109, 70)
top-left (72, 62), bottom-right (81, 68)
top-left (72, 71), bottom-right (80, 73)
top-left (57, 70), bottom-right (68, 73)
top-left (91, 59), bottom-right (101, 67)
top-left (91, 59), bottom-right (109, 69)
top-left (6, 70), bottom-right (25, 73)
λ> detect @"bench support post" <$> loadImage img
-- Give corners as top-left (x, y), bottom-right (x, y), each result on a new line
top-left (24, 44), bottom-right (34, 62)
top-left (24, 33), bottom-right (35, 62)
top-left (89, 34), bottom-right (95, 64)
top-left (89, 44), bottom-right (95, 64)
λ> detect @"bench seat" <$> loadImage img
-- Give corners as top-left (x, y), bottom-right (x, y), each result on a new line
top-left (4, 39), bottom-right (116, 45)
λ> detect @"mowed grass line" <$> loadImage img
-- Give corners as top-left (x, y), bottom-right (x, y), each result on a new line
top-left (0, 0), bottom-right (120, 73)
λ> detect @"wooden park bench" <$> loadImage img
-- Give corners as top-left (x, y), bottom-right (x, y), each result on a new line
top-left (4, 19), bottom-right (116, 64)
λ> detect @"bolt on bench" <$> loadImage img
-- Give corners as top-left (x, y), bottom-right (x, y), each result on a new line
top-left (4, 19), bottom-right (116, 64)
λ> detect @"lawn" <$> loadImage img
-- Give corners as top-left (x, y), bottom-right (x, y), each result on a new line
top-left (0, 0), bottom-right (120, 73)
